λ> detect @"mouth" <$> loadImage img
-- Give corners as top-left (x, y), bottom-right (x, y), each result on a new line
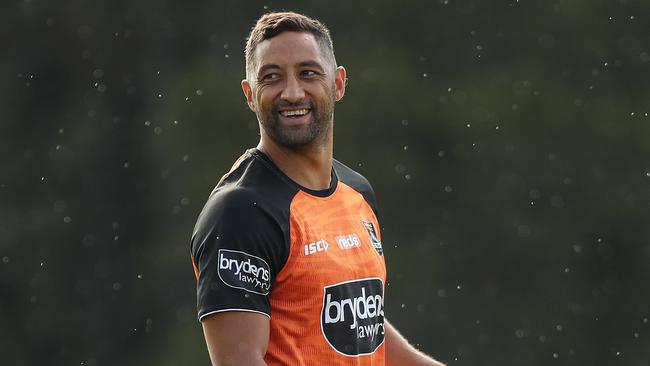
top-left (278, 108), bottom-right (311, 118)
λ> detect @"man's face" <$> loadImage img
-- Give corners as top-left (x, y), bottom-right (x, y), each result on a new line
top-left (242, 32), bottom-right (346, 149)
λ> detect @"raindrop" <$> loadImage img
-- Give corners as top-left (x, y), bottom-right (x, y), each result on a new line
top-left (2, 256), bottom-right (9, 263)
top-left (553, 353), bottom-right (559, 359)
top-left (515, 329), bottom-right (526, 338)
top-left (404, 174), bottom-right (411, 180)
top-left (517, 225), bottom-right (531, 238)
top-left (144, 120), bottom-right (151, 126)
top-left (437, 150), bottom-right (446, 157)
top-left (556, 324), bottom-right (563, 331)
top-left (154, 126), bottom-right (163, 135)
top-left (112, 282), bottom-right (122, 291)
top-left (444, 185), bottom-right (453, 193)
top-left (403, 145), bottom-right (408, 151)
top-left (63, 216), bottom-right (71, 224)
top-left (137, 274), bottom-right (143, 279)
top-left (196, 89), bottom-right (204, 96)
top-left (401, 303), bottom-right (406, 308)
top-left (123, 162), bottom-right (130, 168)
top-left (422, 73), bottom-right (428, 78)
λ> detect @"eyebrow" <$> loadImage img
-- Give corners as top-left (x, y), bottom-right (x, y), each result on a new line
top-left (257, 60), bottom-right (326, 77)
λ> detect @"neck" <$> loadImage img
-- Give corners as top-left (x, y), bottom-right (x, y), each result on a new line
top-left (257, 129), bottom-right (333, 191)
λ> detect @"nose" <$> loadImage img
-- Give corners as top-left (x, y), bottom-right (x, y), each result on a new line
top-left (280, 74), bottom-right (306, 103)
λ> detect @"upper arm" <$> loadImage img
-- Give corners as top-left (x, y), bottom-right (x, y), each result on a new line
top-left (385, 320), bottom-right (446, 366)
top-left (191, 188), bottom-right (288, 364)
top-left (202, 311), bottom-right (269, 366)
top-left (191, 188), bottom-right (288, 320)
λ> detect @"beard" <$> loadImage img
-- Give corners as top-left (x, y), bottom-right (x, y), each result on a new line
top-left (256, 92), bottom-right (335, 150)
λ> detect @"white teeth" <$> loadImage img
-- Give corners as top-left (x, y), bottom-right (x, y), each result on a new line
top-left (280, 109), bottom-right (309, 117)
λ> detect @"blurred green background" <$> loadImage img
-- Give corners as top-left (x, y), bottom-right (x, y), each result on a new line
top-left (2, 0), bottom-right (650, 365)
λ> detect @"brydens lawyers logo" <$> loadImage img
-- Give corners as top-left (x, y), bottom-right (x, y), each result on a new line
top-left (217, 249), bottom-right (271, 295)
top-left (321, 278), bottom-right (385, 357)
top-left (362, 221), bottom-right (383, 256)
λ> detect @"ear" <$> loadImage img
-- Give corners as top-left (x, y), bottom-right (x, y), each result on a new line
top-left (334, 66), bottom-right (347, 102)
top-left (241, 79), bottom-right (256, 112)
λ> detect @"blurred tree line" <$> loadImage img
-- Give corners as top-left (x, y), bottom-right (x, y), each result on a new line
top-left (1, 0), bottom-right (649, 365)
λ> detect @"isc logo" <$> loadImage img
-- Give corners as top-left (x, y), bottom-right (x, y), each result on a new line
top-left (304, 240), bottom-right (330, 256)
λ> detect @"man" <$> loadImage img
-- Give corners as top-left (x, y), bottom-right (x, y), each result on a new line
top-left (191, 11), bottom-right (445, 366)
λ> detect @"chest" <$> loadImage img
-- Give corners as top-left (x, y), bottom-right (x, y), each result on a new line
top-left (275, 188), bottom-right (386, 292)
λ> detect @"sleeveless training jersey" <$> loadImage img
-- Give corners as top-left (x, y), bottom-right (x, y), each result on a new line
top-left (191, 148), bottom-right (387, 365)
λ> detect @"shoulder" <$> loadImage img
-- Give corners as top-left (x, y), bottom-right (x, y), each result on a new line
top-left (333, 158), bottom-right (379, 214)
top-left (333, 159), bottom-right (375, 195)
top-left (192, 151), bottom-right (297, 258)
top-left (198, 150), bottom-right (296, 226)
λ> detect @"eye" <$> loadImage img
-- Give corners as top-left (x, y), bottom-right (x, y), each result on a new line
top-left (301, 70), bottom-right (318, 77)
top-left (261, 73), bottom-right (280, 81)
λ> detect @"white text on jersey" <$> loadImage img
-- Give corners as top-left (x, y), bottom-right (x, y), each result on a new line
top-left (304, 240), bottom-right (330, 256)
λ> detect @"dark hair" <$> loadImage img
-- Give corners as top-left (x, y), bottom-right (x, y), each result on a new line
top-left (245, 12), bottom-right (336, 81)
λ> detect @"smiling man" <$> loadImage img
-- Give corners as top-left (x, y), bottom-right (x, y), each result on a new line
top-left (190, 12), bottom-right (445, 366)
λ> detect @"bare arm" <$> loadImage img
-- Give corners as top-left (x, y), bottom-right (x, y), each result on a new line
top-left (385, 320), bottom-right (446, 366)
top-left (202, 311), bottom-right (270, 366)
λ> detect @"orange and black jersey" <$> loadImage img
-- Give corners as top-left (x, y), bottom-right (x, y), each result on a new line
top-left (191, 148), bottom-right (387, 365)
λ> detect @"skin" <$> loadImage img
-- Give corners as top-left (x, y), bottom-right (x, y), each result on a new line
top-left (202, 31), bottom-right (445, 366)
top-left (241, 31), bottom-right (344, 191)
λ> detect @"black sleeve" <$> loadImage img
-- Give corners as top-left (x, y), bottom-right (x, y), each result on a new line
top-left (190, 187), bottom-right (287, 321)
